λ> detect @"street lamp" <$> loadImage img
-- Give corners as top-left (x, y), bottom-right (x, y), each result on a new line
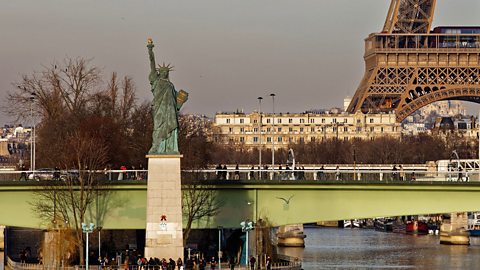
top-left (82, 222), bottom-right (95, 269)
top-left (240, 220), bottom-right (254, 266)
top-left (270, 93), bottom-right (276, 170)
top-left (29, 93), bottom-right (36, 175)
top-left (257, 97), bottom-right (263, 168)
top-left (218, 226), bottom-right (223, 270)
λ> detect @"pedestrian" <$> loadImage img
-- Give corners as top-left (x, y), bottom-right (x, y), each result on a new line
top-left (234, 164), bottom-right (240, 180)
top-left (399, 165), bottom-right (405, 181)
top-left (229, 256), bottom-right (235, 270)
top-left (266, 256), bottom-right (272, 270)
top-left (138, 164), bottom-right (145, 180)
top-left (216, 164), bottom-right (222, 180)
top-left (169, 258), bottom-right (176, 270)
top-left (317, 165), bottom-right (324, 181)
top-left (392, 165), bottom-right (398, 181)
top-left (177, 257), bottom-right (183, 270)
top-left (20, 249), bottom-right (26, 263)
top-left (199, 258), bottom-right (206, 270)
top-left (103, 256), bottom-right (109, 270)
top-left (222, 164), bottom-right (228, 180)
top-left (54, 166), bottom-right (61, 180)
top-left (335, 166), bottom-right (341, 180)
top-left (277, 165), bottom-right (283, 180)
top-left (411, 171), bottom-right (416, 181)
top-left (210, 257), bottom-right (217, 270)
top-left (19, 164), bottom-right (27, 181)
top-left (249, 166), bottom-right (255, 180)
top-left (118, 165), bottom-right (127, 180)
top-left (249, 256), bottom-right (256, 270)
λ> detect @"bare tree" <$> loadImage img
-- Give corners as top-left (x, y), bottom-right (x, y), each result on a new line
top-left (6, 57), bottom-right (152, 169)
top-left (179, 114), bottom-right (212, 169)
top-left (31, 131), bottom-right (109, 265)
top-left (182, 184), bottom-right (222, 245)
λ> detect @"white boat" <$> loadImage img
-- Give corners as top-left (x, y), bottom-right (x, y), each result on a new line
top-left (468, 212), bottom-right (480, 236)
top-left (343, 219), bottom-right (360, 228)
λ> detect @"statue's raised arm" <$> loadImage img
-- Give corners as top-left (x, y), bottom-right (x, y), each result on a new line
top-left (147, 38), bottom-right (156, 82)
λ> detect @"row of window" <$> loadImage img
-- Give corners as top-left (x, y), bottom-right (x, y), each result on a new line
top-left (228, 135), bottom-right (383, 144)
top-left (224, 117), bottom-right (382, 124)
top-left (228, 126), bottom-right (395, 133)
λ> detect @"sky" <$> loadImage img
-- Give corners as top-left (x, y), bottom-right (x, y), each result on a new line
top-left (1, 0), bottom-right (480, 124)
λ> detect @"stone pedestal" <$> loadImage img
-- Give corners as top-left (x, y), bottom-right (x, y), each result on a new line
top-left (0, 225), bottom-right (4, 250)
top-left (145, 155), bottom-right (184, 259)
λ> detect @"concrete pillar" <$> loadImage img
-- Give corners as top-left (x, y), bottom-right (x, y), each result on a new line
top-left (145, 155), bottom-right (184, 260)
top-left (0, 225), bottom-right (4, 251)
top-left (450, 212), bottom-right (468, 230)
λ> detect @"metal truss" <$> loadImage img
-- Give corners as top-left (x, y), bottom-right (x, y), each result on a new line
top-left (383, 0), bottom-right (436, 34)
top-left (348, 0), bottom-right (480, 122)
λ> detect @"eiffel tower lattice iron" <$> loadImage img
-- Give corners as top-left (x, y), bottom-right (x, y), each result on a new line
top-left (347, 0), bottom-right (480, 122)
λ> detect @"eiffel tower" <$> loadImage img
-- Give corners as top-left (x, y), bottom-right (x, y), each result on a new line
top-left (347, 0), bottom-right (480, 122)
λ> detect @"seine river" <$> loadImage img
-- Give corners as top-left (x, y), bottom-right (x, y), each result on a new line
top-left (3, 228), bottom-right (480, 270)
top-left (278, 227), bottom-right (480, 270)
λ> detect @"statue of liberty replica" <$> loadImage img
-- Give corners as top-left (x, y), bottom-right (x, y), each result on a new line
top-left (147, 38), bottom-right (188, 154)
top-left (144, 38), bottom-right (188, 260)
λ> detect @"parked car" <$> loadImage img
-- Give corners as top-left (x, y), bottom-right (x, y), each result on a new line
top-left (28, 168), bottom-right (64, 181)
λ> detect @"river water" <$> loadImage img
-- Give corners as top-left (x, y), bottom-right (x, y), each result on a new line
top-left (278, 227), bottom-right (480, 270)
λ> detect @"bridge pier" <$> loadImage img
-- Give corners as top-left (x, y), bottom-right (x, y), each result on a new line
top-left (0, 225), bottom-right (4, 251)
top-left (440, 212), bottom-right (470, 245)
top-left (144, 155), bottom-right (184, 260)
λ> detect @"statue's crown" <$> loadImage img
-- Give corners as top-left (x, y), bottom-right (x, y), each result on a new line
top-left (157, 62), bottom-right (174, 72)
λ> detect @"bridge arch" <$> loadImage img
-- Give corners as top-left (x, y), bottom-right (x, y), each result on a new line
top-left (396, 86), bottom-right (480, 122)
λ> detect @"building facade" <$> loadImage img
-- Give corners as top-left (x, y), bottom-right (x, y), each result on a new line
top-left (213, 111), bottom-right (401, 148)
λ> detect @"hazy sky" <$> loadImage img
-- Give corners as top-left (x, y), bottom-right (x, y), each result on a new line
top-left (1, 0), bottom-right (480, 123)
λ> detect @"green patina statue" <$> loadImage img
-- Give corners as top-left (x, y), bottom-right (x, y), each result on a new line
top-left (147, 38), bottom-right (188, 155)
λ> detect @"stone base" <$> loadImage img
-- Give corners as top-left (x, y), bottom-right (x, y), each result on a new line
top-left (145, 155), bottom-right (184, 259)
top-left (0, 225), bottom-right (4, 251)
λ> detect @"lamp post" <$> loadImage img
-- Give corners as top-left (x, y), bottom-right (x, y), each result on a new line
top-left (270, 93), bottom-right (276, 170)
top-left (257, 97), bottom-right (263, 168)
top-left (218, 226), bottom-right (223, 270)
top-left (240, 220), bottom-right (254, 266)
top-left (353, 146), bottom-right (357, 181)
top-left (29, 93), bottom-right (36, 175)
top-left (82, 222), bottom-right (95, 269)
top-left (31, 93), bottom-right (37, 174)
top-left (96, 189), bottom-right (102, 260)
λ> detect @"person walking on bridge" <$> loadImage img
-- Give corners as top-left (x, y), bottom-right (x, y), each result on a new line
top-left (249, 256), bottom-right (256, 270)
top-left (399, 165), bottom-right (405, 181)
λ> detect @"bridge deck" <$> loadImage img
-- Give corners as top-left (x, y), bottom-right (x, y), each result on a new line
top-left (1, 178), bottom-right (480, 229)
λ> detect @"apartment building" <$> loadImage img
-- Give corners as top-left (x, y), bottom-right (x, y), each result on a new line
top-left (213, 111), bottom-right (401, 148)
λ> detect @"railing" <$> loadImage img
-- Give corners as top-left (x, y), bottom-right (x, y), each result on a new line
top-left (7, 257), bottom-right (301, 270)
top-left (1, 168), bottom-right (480, 184)
top-left (365, 33), bottom-right (480, 54)
top-left (0, 170), bottom-right (147, 182)
top-left (181, 168), bottom-right (480, 184)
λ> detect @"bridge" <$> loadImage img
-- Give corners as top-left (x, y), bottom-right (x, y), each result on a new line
top-left (1, 169), bottom-right (480, 229)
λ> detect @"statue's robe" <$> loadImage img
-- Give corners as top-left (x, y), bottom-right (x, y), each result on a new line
top-left (149, 71), bottom-right (179, 154)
